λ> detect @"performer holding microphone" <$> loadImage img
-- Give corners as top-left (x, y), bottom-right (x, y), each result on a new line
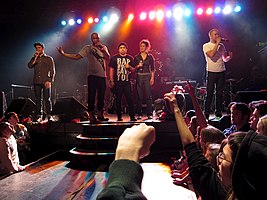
top-left (28, 42), bottom-right (55, 121)
top-left (134, 39), bottom-right (155, 120)
top-left (57, 32), bottom-right (110, 123)
top-left (203, 28), bottom-right (233, 119)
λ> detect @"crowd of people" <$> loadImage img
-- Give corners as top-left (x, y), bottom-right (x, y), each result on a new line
top-left (96, 80), bottom-right (267, 199)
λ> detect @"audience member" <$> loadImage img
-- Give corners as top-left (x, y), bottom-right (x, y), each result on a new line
top-left (218, 101), bottom-right (236, 131)
top-left (256, 114), bottom-right (267, 136)
top-left (204, 143), bottom-right (221, 172)
top-left (223, 102), bottom-right (252, 137)
top-left (96, 123), bottom-right (155, 200)
top-left (250, 101), bottom-right (267, 130)
top-left (199, 125), bottom-right (225, 154)
top-left (164, 91), bottom-right (267, 199)
top-left (1, 112), bottom-right (31, 165)
top-left (0, 122), bottom-right (25, 176)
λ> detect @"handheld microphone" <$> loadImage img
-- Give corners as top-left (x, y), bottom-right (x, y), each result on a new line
top-left (221, 38), bottom-right (229, 42)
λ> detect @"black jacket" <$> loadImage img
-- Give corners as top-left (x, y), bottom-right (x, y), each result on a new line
top-left (232, 130), bottom-right (267, 199)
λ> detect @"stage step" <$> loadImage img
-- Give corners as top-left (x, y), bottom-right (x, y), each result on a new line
top-left (76, 134), bottom-right (118, 140)
top-left (81, 122), bottom-right (139, 135)
top-left (70, 147), bottom-right (115, 156)
top-left (69, 122), bottom-right (133, 166)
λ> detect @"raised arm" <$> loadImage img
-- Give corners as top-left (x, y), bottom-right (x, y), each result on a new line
top-left (56, 46), bottom-right (82, 60)
top-left (164, 92), bottom-right (195, 146)
top-left (96, 123), bottom-right (155, 200)
top-left (184, 81), bottom-right (208, 129)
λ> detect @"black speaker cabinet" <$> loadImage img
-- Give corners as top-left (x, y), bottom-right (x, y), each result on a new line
top-left (233, 91), bottom-right (267, 104)
top-left (5, 98), bottom-right (36, 119)
top-left (52, 97), bottom-right (88, 121)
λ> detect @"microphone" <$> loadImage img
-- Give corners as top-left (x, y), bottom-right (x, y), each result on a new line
top-left (221, 38), bottom-right (229, 42)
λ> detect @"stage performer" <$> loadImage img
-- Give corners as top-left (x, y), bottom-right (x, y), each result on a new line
top-left (203, 29), bottom-right (232, 119)
top-left (57, 32), bottom-right (110, 123)
top-left (134, 39), bottom-right (155, 120)
top-left (28, 42), bottom-right (55, 121)
top-left (109, 42), bottom-right (137, 121)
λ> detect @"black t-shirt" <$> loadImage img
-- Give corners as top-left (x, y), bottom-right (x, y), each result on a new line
top-left (109, 54), bottom-right (134, 82)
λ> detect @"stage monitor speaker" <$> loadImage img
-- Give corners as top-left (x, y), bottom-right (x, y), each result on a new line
top-left (5, 98), bottom-right (36, 119)
top-left (233, 91), bottom-right (267, 104)
top-left (52, 97), bottom-right (88, 121)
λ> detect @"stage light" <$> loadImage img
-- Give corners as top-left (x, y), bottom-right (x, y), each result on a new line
top-left (103, 16), bottom-right (109, 23)
top-left (206, 8), bottom-right (213, 15)
top-left (140, 12), bottom-right (147, 20)
top-left (223, 5), bottom-right (232, 14)
top-left (68, 19), bottom-right (75, 25)
top-left (149, 11), bottom-right (156, 20)
top-left (184, 8), bottom-right (192, 17)
top-left (88, 17), bottom-right (94, 23)
top-left (196, 8), bottom-right (204, 15)
top-left (128, 13), bottom-right (134, 21)
top-left (234, 5), bottom-right (241, 12)
top-left (214, 7), bottom-right (221, 14)
top-left (94, 18), bottom-right (100, 23)
top-left (76, 18), bottom-right (82, 24)
top-left (110, 13), bottom-right (119, 23)
top-left (156, 9), bottom-right (164, 21)
top-left (61, 20), bottom-right (67, 26)
top-left (173, 7), bottom-right (183, 20)
top-left (165, 10), bottom-right (172, 18)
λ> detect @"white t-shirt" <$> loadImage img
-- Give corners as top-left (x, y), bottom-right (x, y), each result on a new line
top-left (0, 135), bottom-right (23, 175)
top-left (203, 42), bottom-right (226, 73)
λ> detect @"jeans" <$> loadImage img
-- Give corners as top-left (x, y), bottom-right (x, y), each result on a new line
top-left (136, 75), bottom-right (152, 116)
top-left (115, 81), bottom-right (135, 118)
top-left (204, 71), bottom-right (225, 115)
top-left (34, 84), bottom-right (52, 116)
top-left (87, 75), bottom-right (106, 112)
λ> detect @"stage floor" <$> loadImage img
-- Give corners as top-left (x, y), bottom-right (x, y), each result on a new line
top-left (0, 151), bottom-right (197, 200)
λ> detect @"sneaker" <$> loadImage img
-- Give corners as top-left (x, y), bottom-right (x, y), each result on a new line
top-left (147, 115), bottom-right (153, 119)
top-left (97, 110), bottom-right (109, 121)
top-left (36, 117), bottom-right (43, 123)
top-left (89, 112), bottom-right (98, 123)
top-left (204, 113), bottom-right (210, 120)
top-left (215, 112), bottom-right (222, 118)
top-left (130, 118), bottom-right (137, 121)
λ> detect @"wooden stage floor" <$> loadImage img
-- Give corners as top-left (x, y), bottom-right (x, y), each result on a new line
top-left (0, 151), bottom-right (197, 200)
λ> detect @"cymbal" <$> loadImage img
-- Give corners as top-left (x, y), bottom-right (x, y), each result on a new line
top-left (225, 78), bottom-right (238, 83)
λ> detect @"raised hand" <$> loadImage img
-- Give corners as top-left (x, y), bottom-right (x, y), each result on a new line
top-left (115, 123), bottom-right (156, 162)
